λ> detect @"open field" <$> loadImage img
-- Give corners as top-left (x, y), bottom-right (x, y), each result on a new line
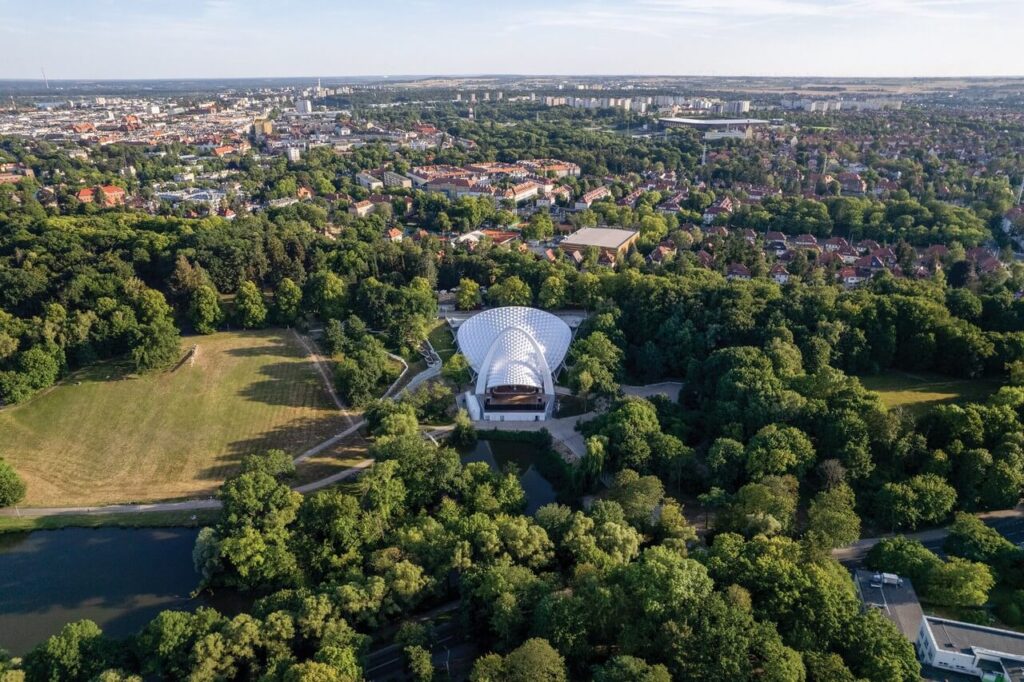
top-left (859, 371), bottom-right (1000, 418)
top-left (0, 330), bottom-right (352, 507)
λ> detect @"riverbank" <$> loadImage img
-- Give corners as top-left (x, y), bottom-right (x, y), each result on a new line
top-left (0, 508), bottom-right (219, 533)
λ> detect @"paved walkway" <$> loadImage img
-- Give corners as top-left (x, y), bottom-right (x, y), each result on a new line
top-left (291, 329), bottom-right (357, 428)
top-left (622, 381), bottom-right (684, 400)
top-left (832, 507), bottom-right (1024, 565)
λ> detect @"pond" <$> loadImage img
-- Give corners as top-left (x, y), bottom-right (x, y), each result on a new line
top-left (0, 527), bottom-right (241, 656)
top-left (461, 439), bottom-right (558, 514)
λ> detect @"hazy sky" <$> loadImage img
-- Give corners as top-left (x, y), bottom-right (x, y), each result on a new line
top-left (1, 0), bottom-right (1022, 79)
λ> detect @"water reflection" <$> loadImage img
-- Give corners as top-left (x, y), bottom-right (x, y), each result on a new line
top-left (461, 440), bottom-right (557, 515)
top-left (0, 527), bottom-right (238, 655)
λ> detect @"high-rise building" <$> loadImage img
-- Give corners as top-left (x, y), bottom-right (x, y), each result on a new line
top-left (296, 99), bottom-right (312, 114)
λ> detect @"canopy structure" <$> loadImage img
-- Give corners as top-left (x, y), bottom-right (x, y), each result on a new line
top-left (456, 306), bottom-right (572, 421)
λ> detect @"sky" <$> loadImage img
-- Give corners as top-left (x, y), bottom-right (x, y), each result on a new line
top-left (1, 0), bottom-right (1022, 80)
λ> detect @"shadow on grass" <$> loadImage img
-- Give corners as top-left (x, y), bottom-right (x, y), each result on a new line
top-left (234, 360), bottom-right (332, 408)
top-left (222, 339), bottom-right (296, 358)
top-left (193, 415), bottom-right (350, 482)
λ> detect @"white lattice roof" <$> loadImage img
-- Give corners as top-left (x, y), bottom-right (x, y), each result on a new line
top-left (456, 307), bottom-right (572, 392)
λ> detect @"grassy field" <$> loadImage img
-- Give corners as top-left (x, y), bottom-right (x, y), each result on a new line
top-left (859, 371), bottom-right (1000, 417)
top-left (428, 319), bottom-right (457, 361)
top-left (0, 329), bottom-right (352, 507)
top-left (293, 435), bottom-right (372, 486)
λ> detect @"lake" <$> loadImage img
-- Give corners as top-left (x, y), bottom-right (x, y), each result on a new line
top-left (0, 527), bottom-right (237, 656)
top-left (462, 439), bottom-right (558, 514)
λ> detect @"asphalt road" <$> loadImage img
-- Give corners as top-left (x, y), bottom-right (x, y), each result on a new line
top-left (833, 507), bottom-right (1024, 566)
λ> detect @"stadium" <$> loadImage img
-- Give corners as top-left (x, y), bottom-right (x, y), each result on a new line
top-left (455, 306), bottom-right (572, 421)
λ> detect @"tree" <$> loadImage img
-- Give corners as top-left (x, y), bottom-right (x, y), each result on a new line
top-left (131, 288), bottom-right (181, 372)
top-left (499, 638), bottom-right (568, 682)
top-left (0, 458), bottom-right (26, 507)
top-left (456, 278), bottom-right (482, 311)
top-left (745, 424), bottom-right (816, 479)
top-left (187, 285), bottom-right (223, 334)
top-left (593, 656), bottom-right (671, 682)
top-left (866, 537), bottom-right (942, 587)
top-left (717, 475), bottom-right (799, 537)
top-left (23, 619), bottom-right (110, 682)
top-left (805, 484), bottom-right (860, 553)
top-left (926, 557), bottom-right (995, 607)
top-left (405, 645), bottom-right (434, 682)
top-left (442, 353), bottom-right (472, 387)
top-left (488, 276), bottom-right (532, 307)
top-left (274, 277), bottom-right (303, 326)
top-left (876, 474), bottom-right (956, 531)
top-left (840, 610), bottom-right (920, 682)
top-left (607, 469), bottom-right (664, 532)
top-left (944, 512), bottom-right (1022, 565)
top-left (448, 409), bottom-right (477, 449)
top-left (235, 281), bottom-right (268, 328)
top-left (538, 276), bottom-right (568, 310)
top-left (523, 211), bottom-right (555, 241)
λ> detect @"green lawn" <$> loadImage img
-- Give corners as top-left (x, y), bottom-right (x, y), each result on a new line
top-left (428, 319), bottom-right (457, 361)
top-left (859, 370), bottom-right (1000, 417)
top-left (0, 329), bottom-right (352, 507)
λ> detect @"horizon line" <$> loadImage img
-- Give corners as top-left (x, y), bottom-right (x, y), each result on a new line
top-left (1, 72), bottom-right (1024, 83)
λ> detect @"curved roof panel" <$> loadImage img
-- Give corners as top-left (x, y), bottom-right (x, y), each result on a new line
top-left (457, 307), bottom-right (572, 376)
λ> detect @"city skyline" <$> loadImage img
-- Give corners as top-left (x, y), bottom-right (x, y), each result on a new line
top-left (1, 0), bottom-right (1023, 80)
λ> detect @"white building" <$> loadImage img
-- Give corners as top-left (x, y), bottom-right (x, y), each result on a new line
top-left (296, 99), bottom-right (312, 114)
top-left (356, 172), bottom-right (384, 190)
top-left (456, 307), bottom-right (572, 422)
top-left (917, 616), bottom-right (1024, 680)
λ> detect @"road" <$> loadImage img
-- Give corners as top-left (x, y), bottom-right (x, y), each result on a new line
top-left (832, 507), bottom-right (1024, 565)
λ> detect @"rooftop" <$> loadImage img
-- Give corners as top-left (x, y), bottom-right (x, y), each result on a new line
top-left (926, 616), bottom-right (1024, 658)
top-left (853, 569), bottom-right (924, 641)
top-left (561, 227), bottom-right (639, 250)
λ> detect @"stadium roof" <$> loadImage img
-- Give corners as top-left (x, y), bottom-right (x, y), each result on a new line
top-left (456, 307), bottom-right (572, 392)
top-left (659, 117), bottom-right (769, 127)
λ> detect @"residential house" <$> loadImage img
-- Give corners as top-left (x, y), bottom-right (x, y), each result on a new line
top-left (348, 200), bottom-right (374, 217)
top-left (703, 197), bottom-right (735, 224)
top-left (726, 263), bottom-right (751, 281)
top-left (574, 186), bottom-right (611, 211)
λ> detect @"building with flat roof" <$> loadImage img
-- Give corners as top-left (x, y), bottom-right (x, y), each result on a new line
top-left (456, 307), bottom-right (572, 422)
top-left (559, 227), bottom-right (639, 260)
top-left (918, 616), bottom-right (1024, 681)
top-left (854, 569), bottom-right (1024, 681)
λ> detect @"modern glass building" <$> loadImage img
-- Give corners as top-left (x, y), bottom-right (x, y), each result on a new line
top-left (456, 306), bottom-right (572, 421)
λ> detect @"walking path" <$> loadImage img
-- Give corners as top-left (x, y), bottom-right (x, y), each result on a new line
top-left (291, 329), bottom-right (357, 428)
